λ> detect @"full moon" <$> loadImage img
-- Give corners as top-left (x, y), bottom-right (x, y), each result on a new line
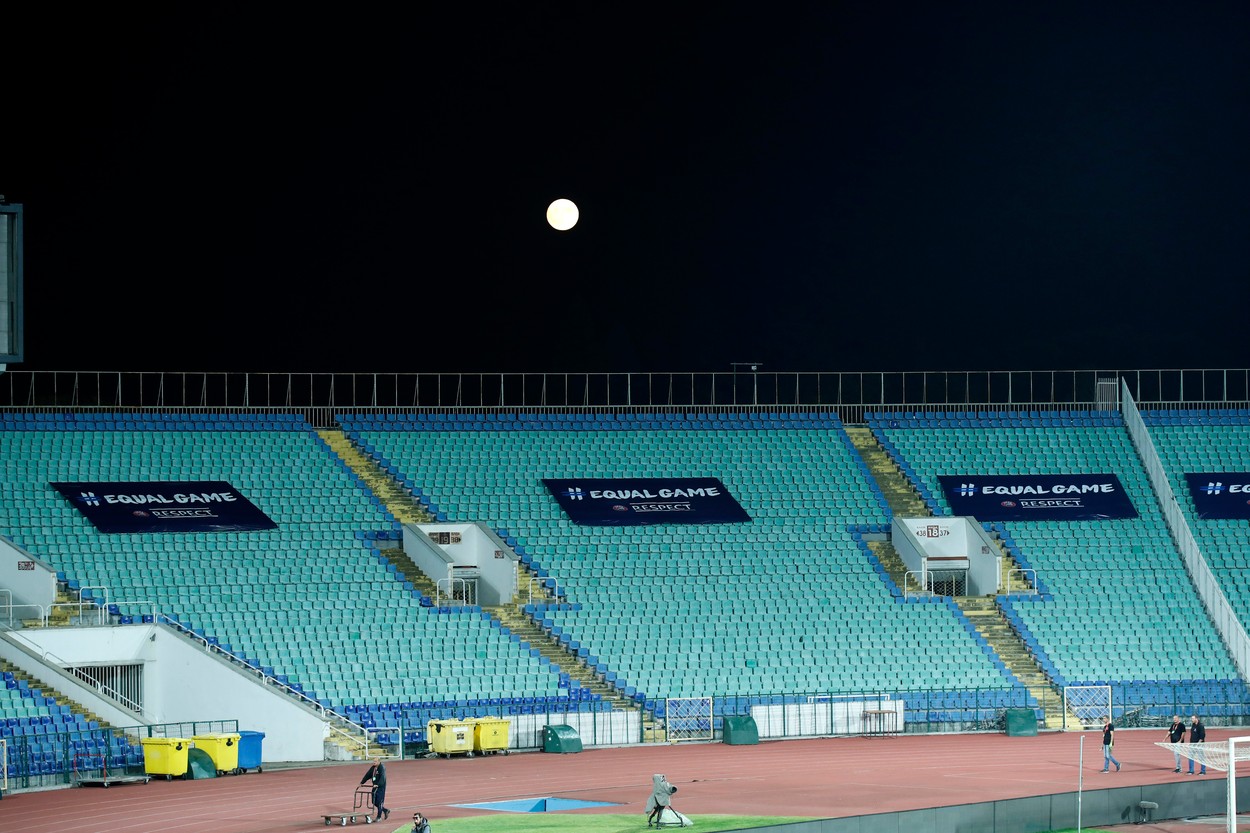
top-left (546, 198), bottom-right (579, 231)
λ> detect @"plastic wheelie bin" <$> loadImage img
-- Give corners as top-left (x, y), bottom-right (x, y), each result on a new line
top-left (427, 719), bottom-right (474, 758)
top-left (192, 732), bottom-right (241, 775)
top-left (236, 730), bottom-right (265, 773)
top-left (141, 737), bottom-right (191, 780)
top-left (470, 717), bottom-right (511, 756)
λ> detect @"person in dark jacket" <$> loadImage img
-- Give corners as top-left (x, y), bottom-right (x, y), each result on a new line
top-left (361, 757), bottom-right (390, 820)
top-left (1101, 719), bottom-right (1121, 773)
top-left (1167, 715), bottom-right (1187, 772)
top-left (1188, 715), bottom-right (1207, 775)
top-left (411, 810), bottom-right (431, 832)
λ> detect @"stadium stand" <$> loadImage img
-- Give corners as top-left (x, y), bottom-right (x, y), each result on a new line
top-left (3, 374), bottom-right (1250, 787)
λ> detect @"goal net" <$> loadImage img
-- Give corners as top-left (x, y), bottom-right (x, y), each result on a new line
top-left (1155, 736), bottom-right (1250, 833)
top-left (663, 697), bottom-right (713, 743)
top-left (1, 738), bottom-right (6, 794)
top-left (1063, 685), bottom-right (1111, 730)
top-left (1155, 741), bottom-right (1244, 772)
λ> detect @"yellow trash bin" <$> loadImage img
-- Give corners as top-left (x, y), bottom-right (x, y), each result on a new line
top-left (140, 737), bottom-right (191, 780)
top-left (426, 719), bottom-right (474, 758)
top-left (191, 733), bottom-right (242, 775)
top-left (471, 717), bottom-right (511, 756)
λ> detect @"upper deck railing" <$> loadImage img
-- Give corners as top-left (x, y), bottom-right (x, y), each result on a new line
top-left (0, 368), bottom-right (1246, 426)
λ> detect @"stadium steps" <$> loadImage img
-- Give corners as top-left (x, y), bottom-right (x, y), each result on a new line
top-left (867, 540), bottom-right (930, 596)
top-left (956, 598), bottom-right (1073, 730)
top-left (844, 426), bottom-right (930, 517)
top-left (486, 604), bottom-right (656, 737)
top-left (22, 583), bottom-right (82, 628)
top-left (316, 428), bottom-right (433, 524)
top-left (849, 426), bottom-right (1037, 596)
top-left (324, 715), bottom-right (383, 762)
top-left (0, 659), bottom-right (114, 736)
top-left (994, 540), bottom-right (1036, 595)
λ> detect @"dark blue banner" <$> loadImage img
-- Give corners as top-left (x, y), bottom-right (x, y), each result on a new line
top-left (543, 477), bottom-right (751, 526)
top-left (50, 481), bottom-right (277, 533)
top-left (1185, 473), bottom-right (1250, 519)
top-left (937, 474), bottom-right (1138, 521)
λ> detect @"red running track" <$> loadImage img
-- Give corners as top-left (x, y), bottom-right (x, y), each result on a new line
top-left (3, 728), bottom-right (1247, 833)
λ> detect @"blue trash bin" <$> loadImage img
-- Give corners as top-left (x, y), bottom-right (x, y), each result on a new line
top-left (236, 730), bottom-right (265, 773)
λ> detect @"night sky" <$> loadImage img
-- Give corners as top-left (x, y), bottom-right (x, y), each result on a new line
top-left (5, 3), bottom-right (1249, 374)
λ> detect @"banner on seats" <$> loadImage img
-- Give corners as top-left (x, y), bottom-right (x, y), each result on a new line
top-left (937, 474), bottom-right (1138, 521)
top-left (1185, 473), bottom-right (1250, 519)
top-left (50, 481), bottom-right (278, 533)
top-left (543, 477), bottom-right (751, 526)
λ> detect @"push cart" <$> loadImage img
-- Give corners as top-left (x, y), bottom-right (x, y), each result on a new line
top-left (322, 784), bottom-right (376, 826)
top-left (72, 752), bottom-right (151, 788)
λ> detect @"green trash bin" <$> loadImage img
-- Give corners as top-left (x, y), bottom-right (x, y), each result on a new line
top-left (1005, 708), bottom-right (1039, 736)
top-left (427, 719), bottom-right (475, 758)
top-left (542, 724), bottom-right (582, 754)
top-left (192, 733), bottom-right (241, 775)
top-left (141, 737), bottom-right (190, 780)
top-left (723, 715), bottom-right (760, 745)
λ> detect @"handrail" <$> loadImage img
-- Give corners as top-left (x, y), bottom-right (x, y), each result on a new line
top-left (435, 577), bottom-right (471, 607)
top-left (1122, 381), bottom-right (1250, 681)
top-left (78, 586), bottom-right (110, 625)
top-left (0, 602), bottom-right (48, 628)
top-left (65, 666), bottom-right (143, 714)
top-left (903, 570), bottom-right (933, 600)
top-left (156, 615), bottom-right (372, 741)
top-left (1004, 568), bottom-right (1038, 596)
top-left (2, 628), bottom-right (144, 713)
top-left (0, 368), bottom-right (1247, 415)
top-left (526, 575), bottom-right (563, 604)
top-left (103, 599), bottom-right (160, 623)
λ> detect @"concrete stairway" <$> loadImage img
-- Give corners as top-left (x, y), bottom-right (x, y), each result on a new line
top-left (317, 429), bottom-right (432, 525)
top-left (0, 659), bottom-right (119, 739)
top-left (20, 584), bottom-right (85, 629)
top-left (845, 425), bottom-right (931, 517)
top-left (847, 424), bottom-right (1077, 728)
top-left (324, 429), bottom-right (655, 740)
top-left (955, 598), bottom-right (1080, 730)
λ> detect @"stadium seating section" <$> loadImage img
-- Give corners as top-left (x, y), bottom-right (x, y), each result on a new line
top-left (2, 406), bottom-right (1249, 779)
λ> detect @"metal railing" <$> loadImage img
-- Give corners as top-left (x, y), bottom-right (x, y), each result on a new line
top-left (904, 570), bottom-right (934, 599)
top-left (0, 368), bottom-right (1246, 421)
top-left (1003, 568), bottom-right (1038, 596)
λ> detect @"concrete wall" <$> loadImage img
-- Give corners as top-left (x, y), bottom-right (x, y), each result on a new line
top-left (1, 623), bottom-right (327, 762)
top-left (731, 777), bottom-right (1250, 833)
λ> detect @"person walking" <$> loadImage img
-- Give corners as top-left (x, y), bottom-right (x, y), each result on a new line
top-left (1167, 715), bottom-right (1187, 772)
top-left (1101, 718), bottom-right (1121, 773)
top-left (1188, 715), bottom-right (1207, 775)
top-left (361, 757), bottom-right (390, 820)
top-left (646, 773), bottom-right (677, 827)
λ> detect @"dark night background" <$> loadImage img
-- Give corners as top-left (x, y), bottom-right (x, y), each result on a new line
top-left (4, 2), bottom-right (1248, 374)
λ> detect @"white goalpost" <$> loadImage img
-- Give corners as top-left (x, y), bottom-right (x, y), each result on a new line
top-left (664, 697), bottom-right (714, 743)
top-left (1155, 736), bottom-right (1250, 833)
top-left (1063, 684), bottom-right (1111, 730)
top-left (1, 738), bottom-right (6, 795)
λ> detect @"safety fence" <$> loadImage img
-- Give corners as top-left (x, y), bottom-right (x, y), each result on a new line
top-left (0, 719), bottom-right (239, 791)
